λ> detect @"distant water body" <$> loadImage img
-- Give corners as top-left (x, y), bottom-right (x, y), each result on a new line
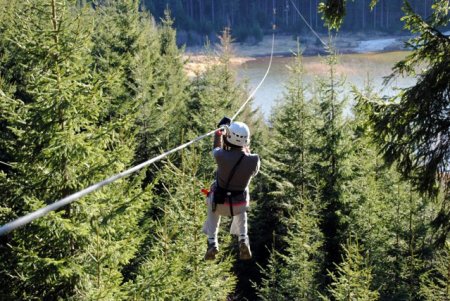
top-left (236, 51), bottom-right (416, 118)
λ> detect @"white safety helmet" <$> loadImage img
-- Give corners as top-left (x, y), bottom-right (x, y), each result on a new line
top-left (225, 121), bottom-right (250, 147)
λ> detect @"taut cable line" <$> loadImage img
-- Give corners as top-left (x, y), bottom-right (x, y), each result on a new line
top-left (0, 25), bottom-right (277, 236)
top-left (0, 160), bottom-right (13, 168)
top-left (231, 31), bottom-right (276, 122)
top-left (231, 5), bottom-right (277, 122)
top-left (288, 0), bottom-right (327, 47)
top-left (0, 130), bottom-right (216, 236)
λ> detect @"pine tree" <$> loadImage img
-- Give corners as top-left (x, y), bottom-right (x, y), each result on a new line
top-left (254, 44), bottom-right (324, 300)
top-left (321, 238), bottom-right (379, 301)
top-left (137, 11), bottom-right (190, 161)
top-left (280, 195), bottom-right (324, 300)
top-left (92, 4), bottom-right (188, 163)
top-left (420, 242), bottom-right (450, 301)
top-left (267, 44), bottom-right (317, 200)
top-left (187, 27), bottom-right (245, 132)
top-left (186, 27), bottom-right (256, 176)
top-left (0, 1), bottom-right (148, 298)
top-left (319, 0), bottom-right (348, 29)
top-left (124, 153), bottom-right (236, 300)
top-left (257, 195), bottom-right (324, 300)
top-left (0, 0), bottom-right (19, 172)
top-left (252, 42), bottom-right (318, 253)
top-left (311, 46), bottom-right (351, 284)
top-left (358, 0), bottom-right (450, 245)
top-left (349, 82), bottom-right (438, 300)
top-left (256, 245), bottom-right (287, 301)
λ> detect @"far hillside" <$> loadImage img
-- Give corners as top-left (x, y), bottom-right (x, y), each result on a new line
top-left (144, 0), bottom-right (448, 45)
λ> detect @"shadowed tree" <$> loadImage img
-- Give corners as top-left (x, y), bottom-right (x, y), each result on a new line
top-left (311, 46), bottom-right (351, 286)
top-left (124, 154), bottom-right (236, 300)
top-left (358, 0), bottom-right (450, 245)
top-left (253, 44), bottom-right (323, 300)
top-left (0, 1), bottom-right (149, 299)
top-left (420, 242), bottom-right (450, 301)
top-left (321, 238), bottom-right (379, 301)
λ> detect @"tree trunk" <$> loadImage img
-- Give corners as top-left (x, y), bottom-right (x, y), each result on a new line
top-left (309, 0), bottom-right (312, 29)
top-left (315, 0), bottom-right (318, 29)
top-left (386, 4), bottom-right (391, 28)
top-left (211, 0), bottom-right (215, 24)
top-left (373, 5), bottom-right (376, 29)
top-left (362, 0), bottom-right (365, 29)
top-left (284, 0), bottom-right (287, 28)
top-left (221, 0), bottom-right (225, 27)
top-left (198, 0), bottom-right (203, 22)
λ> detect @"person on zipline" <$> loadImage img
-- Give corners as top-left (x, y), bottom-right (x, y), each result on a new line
top-left (203, 117), bottom-right (260, 260)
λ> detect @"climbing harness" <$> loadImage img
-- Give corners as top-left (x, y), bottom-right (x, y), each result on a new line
top-left (212, 154), bottom-right (246, 216)
top-left (0, 15), bottom-right (277, 237)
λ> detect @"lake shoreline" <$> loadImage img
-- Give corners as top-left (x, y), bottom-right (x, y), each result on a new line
top-left (185, 33), bottom-right (411, 59)
top-left (183, 33), bottom-right (411, 76)
top-left (228, 48), bottom-right (408, 58)
top-left (234, 51), bottom-right (414, 118)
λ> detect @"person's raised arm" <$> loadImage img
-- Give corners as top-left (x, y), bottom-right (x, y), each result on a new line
top-left (214, 116), bottom-right (231, 150)
top-left (214, 130), bottom-right (223, 149)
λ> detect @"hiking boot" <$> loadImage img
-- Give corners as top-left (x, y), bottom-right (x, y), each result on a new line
top-left (204, 242), bottom-right (219, 260)
top-left (239, 239), bottom-right (252, 260)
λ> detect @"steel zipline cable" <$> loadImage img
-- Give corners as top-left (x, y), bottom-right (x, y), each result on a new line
top-left (288, 0), bottom-right (327, 47)
top-left (0, 32), bottom-right (276, 237)
top-left (231, 31), bottom-right (275, 122)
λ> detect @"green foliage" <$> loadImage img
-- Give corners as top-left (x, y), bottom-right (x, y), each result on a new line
top-left (358, 0), bottom-right (450, 245)
top-left (0, 0), bottom-right (163, 299)
top-left (0, 2), bottom-right (256, 299)
top-left (253, 44), bottom-right (317, 243)
top-left (322, 238), bottom-right (379, 301)
top-left (133, 9), bottom-right (189, 167)
top-left (258, 196), bottom-right (323, 300)
top-left (349, 81), bottom-right (440, 300)
top-left (251, 46), bottom-right (315, 281)
top-left (319, 0), bottom-right (347, 30)
top-left (186, 27), bottom-right (261, 177)
top-left (368, 0), bottom-right (450, 195)
top-left (255, 44), bottom-right (323, 300)
top-left (125, 155), bottom-right (236, 300)
top-left (256, 246), bottom-right (287, 301)
top-left (187, 28), bottom-right (242, 135)
top-left (1, 0), bottom-right (450, 300)
top-left (271, 47), bottom-right (316, 198)
top-left (420, 242), bottom-right (450, 301)
top-left (311, 46), bottom-right (352, 283)
top-left (279, 196), bottom-right (323, 300)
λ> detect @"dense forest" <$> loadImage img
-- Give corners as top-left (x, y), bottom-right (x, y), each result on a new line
top-left (144, 0), bottom-right (444, 44)
top-left (0, 0), bottom-right (449, 300)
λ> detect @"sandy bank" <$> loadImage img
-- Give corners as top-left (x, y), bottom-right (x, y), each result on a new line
top-left (183, 32), bottom-right (411, 76)
top-left (183, 55), bottom-right (256, 77)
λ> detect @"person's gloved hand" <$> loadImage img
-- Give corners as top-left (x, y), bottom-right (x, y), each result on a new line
top-left (217, 116), bottom-right (231, 128)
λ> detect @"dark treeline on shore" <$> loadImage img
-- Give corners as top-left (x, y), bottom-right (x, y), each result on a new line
top-left (0, 0), bottom-right (449, 300)
top-left (145, 0), bottom-right (440, 45)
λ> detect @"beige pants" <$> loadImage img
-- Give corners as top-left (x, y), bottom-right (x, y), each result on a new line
top-left (202, 193), bottom-right (248, 247)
